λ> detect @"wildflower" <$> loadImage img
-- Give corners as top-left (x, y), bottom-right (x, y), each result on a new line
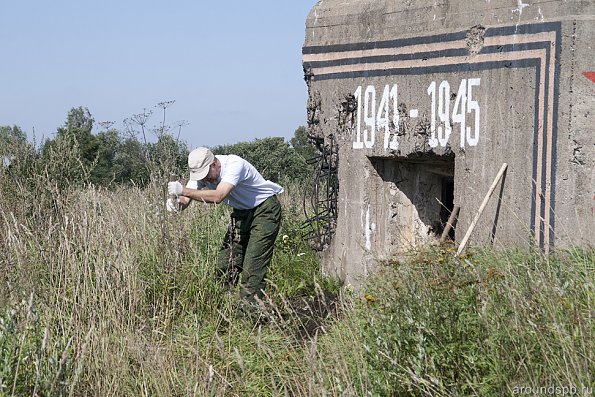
top-left (365, 293), bottom-right (377, 304)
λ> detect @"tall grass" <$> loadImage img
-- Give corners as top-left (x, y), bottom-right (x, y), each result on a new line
top-left (0, 149), bottom-right (347, 395)
top-left (354, 247), bottom-right (593, 396)
top-left (1, 142), bottom-right (592, 395)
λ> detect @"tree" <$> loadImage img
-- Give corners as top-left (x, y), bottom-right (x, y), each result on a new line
top-left (147, 134), bottom-right (189, 181)
top-left (40, 107), bottom-right (99, 187)
top-left (0, 125), bottom-right (27, 147)
top-left (58, 106), bottom-right (98, 166)
top-left (61, 107), bottom-right (94, 137)
top-left (112, 137), bottom-right (150, 186)
top-left (0, 125), bottom-right (34, 175)
top-left (40, 107), bottom-right (128, 186)
top-left (91, 129), bottom-right (121, 185)
top-left (2, 102), bottom-right (193, 188)
top-left (290, 125), bottom-right (316, 161)
top-left (212, 137), bottom-right (310, 184)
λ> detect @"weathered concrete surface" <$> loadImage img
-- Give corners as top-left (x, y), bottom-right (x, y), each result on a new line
top-left (302, 0), bottom-right (594, 283)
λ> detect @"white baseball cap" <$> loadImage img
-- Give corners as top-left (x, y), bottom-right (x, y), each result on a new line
top-left (188, 147), bottom-right (214, 181)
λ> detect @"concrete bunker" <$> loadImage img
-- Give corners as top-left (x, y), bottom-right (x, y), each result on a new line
top-left (303, 0), bottom-right (595, 284)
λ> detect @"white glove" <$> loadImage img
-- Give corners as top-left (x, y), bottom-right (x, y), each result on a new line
top-left (168, 181), bottom-right (183, 196)
top-left (166, 198), bottom-right (179, 212)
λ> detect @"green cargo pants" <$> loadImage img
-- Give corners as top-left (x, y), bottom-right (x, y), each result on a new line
top-left (216, 195), bottom-right (281, 304)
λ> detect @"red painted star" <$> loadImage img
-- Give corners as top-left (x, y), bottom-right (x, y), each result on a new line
top-left (584, 72), bottom-right (595, 83)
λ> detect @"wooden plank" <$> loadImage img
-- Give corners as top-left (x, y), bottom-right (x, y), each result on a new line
top-left (440, 205), bottom-right (460, 243)
top-left (456, 163), bottom-right (508, 257)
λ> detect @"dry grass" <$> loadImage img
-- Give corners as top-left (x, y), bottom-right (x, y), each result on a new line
top-left (0, 163), bottom-right (355, 396)
top-left (1, 145), bottom-right (592, 396)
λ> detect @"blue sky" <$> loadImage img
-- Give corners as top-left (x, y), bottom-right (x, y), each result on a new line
top-left (0, 1), bottom-right (316, 148)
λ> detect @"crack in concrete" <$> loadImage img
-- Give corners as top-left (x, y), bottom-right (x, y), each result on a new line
top-left (465, 25), bottom-right (486, 55)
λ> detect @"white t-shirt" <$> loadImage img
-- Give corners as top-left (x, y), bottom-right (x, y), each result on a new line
top-left (186, 155), bottom-right (284, 210)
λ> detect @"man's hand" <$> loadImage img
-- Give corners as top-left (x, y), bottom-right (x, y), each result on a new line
top-left (168, 181), bottom-right (183, 196)
top-left (166, 198), bottom-right (179, 212)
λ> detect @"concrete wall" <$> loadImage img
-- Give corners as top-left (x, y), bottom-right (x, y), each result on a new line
top-left (302, 0), bottom-right (594, 283)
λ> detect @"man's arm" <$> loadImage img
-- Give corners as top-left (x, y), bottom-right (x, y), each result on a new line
top-left (181, 181), bottom-right (234, 204)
